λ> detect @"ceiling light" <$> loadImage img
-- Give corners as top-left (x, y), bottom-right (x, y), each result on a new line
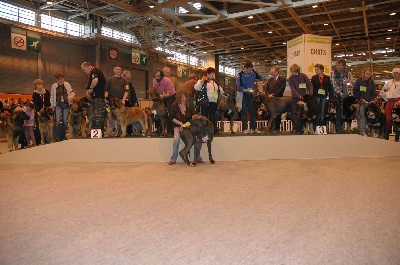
top-left (47, 0), bottom-right (53, 4)
top-left (248, 16), bottom-right (253, 19)
top-left (241, 47), bottom-right (244, 50)
top-left (195, 25), bottom-right (200, 29)
top-left (388, 29), bottom-right (392, 31)
top-left (312, 5), bottom-right (318, 8)
top-left (335, 43), bottom-right (339, 46)
top-left (268, 31), bottom-right (273, 34)
top-left (283, 42), bottom-right (286, 44)
top-left (390, 13), bottom-right (396, 15)
top-left (386, 47), bottom-right (389, 49)
top-left (149, 5), bottom-right (154, 8)
top-left (203, 51), bottom-right (207, 54)
top-left (324, 23), bottom-right (328, 26)
top-left (387, 37), bottom-right (391, 40)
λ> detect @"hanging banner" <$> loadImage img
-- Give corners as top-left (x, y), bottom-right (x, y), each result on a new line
top-left (11, 32), bottom-right (26, 50)
top-left (109, 47), bottom-right (118, 61)
top-left (132, 49), bottom-right (148, 66)
top-left (177, 66), bottom-right (188, 78)
top-left (287, 34), bottom-right (332, 78)
top-left (27, 36), bottom-right (41, 52)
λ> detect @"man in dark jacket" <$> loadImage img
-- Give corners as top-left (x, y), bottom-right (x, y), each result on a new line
top-left (265, 66), bottom-right (286, 131)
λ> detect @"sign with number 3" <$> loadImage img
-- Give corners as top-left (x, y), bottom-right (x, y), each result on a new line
top-left (315, 126), bottom-right (327, 135)
top-left (91, 129), bottom-right (102, 138)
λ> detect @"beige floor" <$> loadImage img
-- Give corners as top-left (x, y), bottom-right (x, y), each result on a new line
top-left (1, 141), bottom-right (400, 264)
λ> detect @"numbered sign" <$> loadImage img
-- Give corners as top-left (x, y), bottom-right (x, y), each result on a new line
top-left (91, 129), bottom-right (102, 139)
top-left (315, 126), bottom-right (327, 135)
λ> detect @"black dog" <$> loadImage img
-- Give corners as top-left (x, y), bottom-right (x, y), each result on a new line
top-left (325, 98), bottom-right (339, 134)
top-left (179, 115), bottom-right (215, 167)
top-left (218, 87), bottom-right (237, 134)
top-left (255, 94), bottom-right (292, 132)
top-left (5, 109), bottom-right (29, 151)
top-left (366, 102), bottom-right (386, 138)
top-left (342, 96), bottom-right (360, 133)
top-left (147, 87), bottom-right (168, 137)
top-left (297, 95), bottom-right (318, 134)
top-left (391, 103), bottom-right (400, 142)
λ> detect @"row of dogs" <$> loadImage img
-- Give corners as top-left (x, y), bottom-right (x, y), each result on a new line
top-left (1, 97), bottom-right (214, 167)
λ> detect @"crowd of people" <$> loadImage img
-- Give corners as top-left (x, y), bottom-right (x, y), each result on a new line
top-left (1, 59), bottom-right (399, 155)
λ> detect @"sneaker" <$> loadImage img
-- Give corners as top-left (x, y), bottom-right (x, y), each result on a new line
top-left (168, 161), bottom-right (176, 165)
top-left (244, 130), bottom-right (250, 134)
top-left (251, 129), bottom-right (260, 134)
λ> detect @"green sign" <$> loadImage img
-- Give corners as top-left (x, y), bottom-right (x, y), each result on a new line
top-left (132, 50), bottom-right (147, 66)
top-left (27, 36), bottom-right (41, 52)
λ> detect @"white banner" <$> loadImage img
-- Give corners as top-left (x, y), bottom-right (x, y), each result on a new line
top-left (11, 32), bottom-right (26, 50)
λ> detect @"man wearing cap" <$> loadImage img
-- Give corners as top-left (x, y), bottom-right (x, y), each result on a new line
top-left (380, 67), bottom-right (400, 140)
top-left (50, 72), bottom-right (75, 141)
top-left (81, 62), bottom-right (107, 131)
top-left (236, 61), bottom-right (264, 134)
top-left (194, 67), bottom-right (224, 134)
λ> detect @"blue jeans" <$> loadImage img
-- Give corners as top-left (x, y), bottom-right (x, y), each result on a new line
top-left (171, 127), bottom-right (202, 163)
top-left (55, 101), bottom-right (69, 140)
top-left (315, 97), bottom-right (327, 126)
top-left (241, 94), bottom-right (256, 131)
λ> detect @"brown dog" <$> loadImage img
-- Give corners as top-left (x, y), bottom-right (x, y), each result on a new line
top-left (38, 107), bottom-right (54, 144)
top-left (67, 97), bottom-right (90, 139)
top-left (218, 87), bottom-right (237, 134)
top-left (4, 109), bottom-right (29, 151)
top-left (109, 97), bottom-right (148, 137)
top-left (147, 87), bottom-right (168, 136)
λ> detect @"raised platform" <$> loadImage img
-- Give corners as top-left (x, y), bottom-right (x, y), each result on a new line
top-left (0, 134), bottom-right (399, 163)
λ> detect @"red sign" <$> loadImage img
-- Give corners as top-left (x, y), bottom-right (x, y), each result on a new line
top-left (109, 47), bottom-right (118, 61)
top-left (14, 36), bottom-right (25, 47)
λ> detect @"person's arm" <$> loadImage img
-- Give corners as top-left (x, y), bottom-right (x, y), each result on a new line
top-left (163, 79), bottom-right (175, 97)
top-left (50, 83), bottom-right (56, 107)
top-left (305, 75), bottom-right (313, 96)
top-left (289, 77), bottom-right (301, 98)
top-left (236, 74), bottom-right (244, 93)
top-left (370, 81), bottom-right (376, 102)
top-left (330, 71), bottom-right (341, 96)
top-left (194, 78), bottom-right (204, 91)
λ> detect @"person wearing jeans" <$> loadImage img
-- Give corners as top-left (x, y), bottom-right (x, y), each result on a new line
top-left (311, 64), bottom-right (333, 126)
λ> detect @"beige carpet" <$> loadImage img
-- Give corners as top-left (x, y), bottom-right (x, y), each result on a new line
top-left (1, 157), bottom-right (400, 264)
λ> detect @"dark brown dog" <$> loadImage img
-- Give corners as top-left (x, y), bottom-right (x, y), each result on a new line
top-left (366, 102), bottom-right (386, 138)
top-left (4, 109), bottom-right (29, 151)
top-left (179, 115), bottom-right (215, 167)
top-left (147, 87), bottom-right (168, 136)
top-left (38, 107), bottom-right (54, 144)
top-left (297, 95), bottom-right (318, 134)
top-left (67, 97), bottom-right (90, 139)
top-left (218, 87), bottom-right (237, 134)
top-left (342, 96), bottom-right (359, 133)
top-left (109, 97), bottom-right (148, 137)
top-left (392, 103), bottom-right (400, 142)
top-left (255, 94), bottom-right (292, 132)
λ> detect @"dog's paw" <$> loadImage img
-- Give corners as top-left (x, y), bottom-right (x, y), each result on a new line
top-left (210, 160), bottom-right (215, 164)
top-left (190, 162), bottom-right (196, 167)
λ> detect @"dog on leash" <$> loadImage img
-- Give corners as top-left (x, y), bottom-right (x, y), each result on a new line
top-left (179, 115), bottom-right (215, 167)
top-left (67, 96), bottom-right (90, 139)
top-left (366, 102), bottom-right (386, 138)
top-left (4, 109), bottom-right (29, 151)
top-left (147, 87), bottom-right (168, 136)
top-left (38, 107), bottom-right (54, 144)
top-left (325, 98), bottom-right (339, 134)
top-left (109, 98), bottom-right (148, 137)
top-left (297, 95), bottom-right (318, 134)
top-left (218, 86), bottom-right (237, 134)
top-left (255, 94), bottom-right (292, 133)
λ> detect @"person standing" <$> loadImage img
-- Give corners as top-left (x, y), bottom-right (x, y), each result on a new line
top-left (288, 64), bottom-right (313, 134)
top-left (50, 72), bottom-right (75, 141)
top-left (153, 69), bottom-right (176, 134)
top-left (104, 65), bottom-right (129, 137)
top-left (265, 66), bottom-right (286, 131)
top-left (81, 62), bottom-right (106, 132)
top-left (32, 79), bottom-right (51, 144)
top-left (236, 61), bottom-right (264, 134)
top-left (353, 67), bottom-right (376, 136)
top-left (22, 102), bottom-right (36, 147)
top-left (311, 64), bottom-right (333, 126)
top-left (379, 67), bottom-right (400, 140)
top-left (194, 67), bottom-right (224, 134)
top-left (163, 67), bottom-right (180, 93)
top-left (121, 70), bottom-right (138, 107)
top-left (330, 59), bottom-right (354, 133)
